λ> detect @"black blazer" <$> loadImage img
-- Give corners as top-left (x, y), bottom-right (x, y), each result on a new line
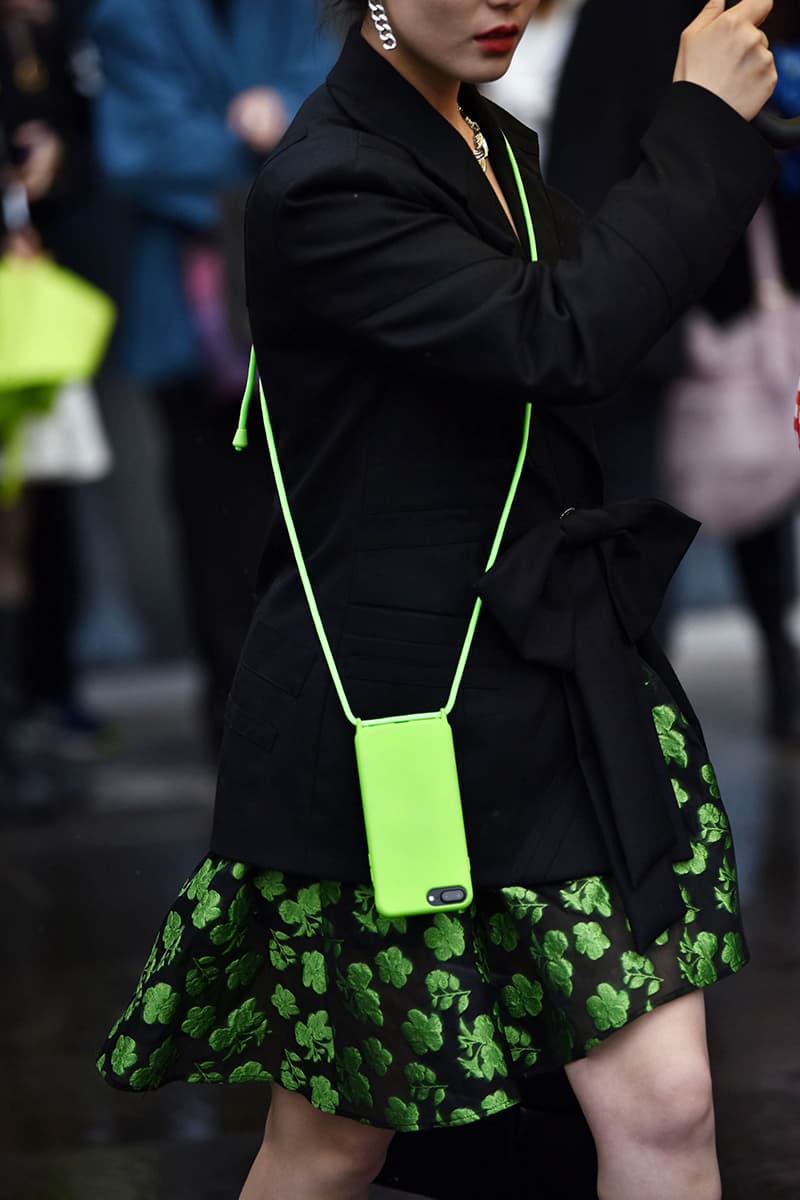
top-left (211, 28), bottom-right (774, 950)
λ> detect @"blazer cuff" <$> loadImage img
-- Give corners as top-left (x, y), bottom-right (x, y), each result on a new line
top-left (653, 81), bottom-right (777, 223)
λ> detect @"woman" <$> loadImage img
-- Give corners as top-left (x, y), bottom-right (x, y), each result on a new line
top-left (98, 2), bottom-right (777, 1197)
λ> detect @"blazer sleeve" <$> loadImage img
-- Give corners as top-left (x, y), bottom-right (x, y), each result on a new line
top-left (248, 83), bottom-right (775, 405)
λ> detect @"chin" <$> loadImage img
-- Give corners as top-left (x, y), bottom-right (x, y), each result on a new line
top-left (462, 61), bottom-right (515, 86)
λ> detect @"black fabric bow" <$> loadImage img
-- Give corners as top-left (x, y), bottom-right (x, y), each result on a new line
top-left (478, 499), bottom-right (701, 951)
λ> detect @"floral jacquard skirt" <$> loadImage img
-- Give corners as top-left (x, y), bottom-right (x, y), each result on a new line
top-left (97, 667), bottom-right (747, 1132)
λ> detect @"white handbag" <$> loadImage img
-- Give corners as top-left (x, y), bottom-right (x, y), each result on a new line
top-left (664, 201), bottom-right (800, 537)
top-left (0, 380), bottom-right (113, 488)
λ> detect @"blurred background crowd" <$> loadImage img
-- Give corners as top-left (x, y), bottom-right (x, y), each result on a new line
top-left (2, 1), bottom-right (800, 1198)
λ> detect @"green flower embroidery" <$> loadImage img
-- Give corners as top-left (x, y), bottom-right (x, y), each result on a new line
top-left (385, 1097), bottom-right (420, 1131)
top-left (652, 704), bottom-right (688, 768)
top-left (208, 998), bottom-right (269, 1059)
top-left (278, 885), bottom-right (323, 938)
top-left (653, 929), bottom-right (671, 946)
top-left (425, 969), bottom-right (470, 1015)
top-left (423, 913), bottom-right (466, 962)
top-left (192, 888), bottom-right (222, 931)
top-left (161, 911), bottom-right (184, 965)
top-left (142, 982), bottom-right (180, 1026)
top-left (301, 950), bottom-right (328, 995)
top-left (679, 885), bottom-right (700, 926)
top-left (185, 955), bottom-right (220, 997)
top-left (404, 1062), bottom-right (446, 1106)
top-left (701, 763), bottom-right (721, 799)
top-left (310, 1075), bottom-right (340, 1113)
top-left (337, 962), bottom-right (384, 1026)
top-left (337, 1046), bottom-right (373, 1107)
top-left (501, 973), bottom-right (543, 1019)
top-left (674, 840), bottom-right (709, 877)
top-left (698, 803), bottom-right (731, 849)
top-left (501, 887), bottom-right (546, 924)
top-left (449, 1107), bottom-right (480, 1125)
top-left (231, 862), bottom-right (247, 881)
top-left (184, 858), bottom-right (217, 901)
top-left (481, 1090), bottom-right (514, 1116)
top-left (362, 1036), bottom-right (393, 1077)
top-left (180, 1005), bottom-right (216, 1039)
top-left (573, 921), bottom-right (611, 961)
top-left (714, 858), bottom-right (739, 915)
top-left (501, 1023), bottom-right (538, 1068)
top-left (252, 869), bottom-right (287, 901)
top-left (187, 1060), bottom-right (224, 1084)
top-left (268, 929), bottom-right (297, 971)
top-left (721, 932), bottom-right (747, 972)
top-left (559, 877), bottom-right (613, 918)
top-left (280, 1049), bottom-right (307, 1091)
top-left (586, 982), bottom-right (630, 1032)
top-left (401, 1009), bottom-right (444, 1056)
top-left (110, 1035), bottom-right (137, 1076)
top-left (271, 984), bottom-right (300, 1020)
top-left (532, 929), bottom-right (574, 997)
top-left (225, 951), bottom-right (263, 991)
top-left (671, 778), bottom-right (689, 808)
top-left (487, 911), bottom-right (520, 951)
top-left (620, 951), bottom-right (664, 996)
top-left (457, 1015), bottom-right (508, 1081)
top-left (678, 930), bottom-right (719, 987)
top-left (129, 1039), bottom-right (177, 1090)
top-left (375, 946), bottom-right (414, 989)
top-left (209, 886), bottom-right (251, 952)
top-left (294, 1010), bottom-right (334, 1063)
top-left (229, 1061), bottom-right (272, 1083)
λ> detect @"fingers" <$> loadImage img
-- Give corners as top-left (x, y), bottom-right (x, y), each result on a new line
top-left (689, 0), bottom-right (726, 33)
top-left (726, 0), bottom-right (774, 28)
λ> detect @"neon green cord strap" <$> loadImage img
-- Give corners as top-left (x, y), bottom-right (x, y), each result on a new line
top-left (235, 134), bottom-right (539, 728)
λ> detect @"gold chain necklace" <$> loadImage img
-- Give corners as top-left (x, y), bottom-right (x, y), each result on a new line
top-left (459, 107), bottom-right (489, 173)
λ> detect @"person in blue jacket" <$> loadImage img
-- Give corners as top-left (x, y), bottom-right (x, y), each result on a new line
top-left (88, 0), bottom-right (333, 745)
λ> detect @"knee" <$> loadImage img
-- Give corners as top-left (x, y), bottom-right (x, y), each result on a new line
top-left (313, 1128), bottom-right (390, 1189)
top-left (623, 1060), bottom-right (716, 1152)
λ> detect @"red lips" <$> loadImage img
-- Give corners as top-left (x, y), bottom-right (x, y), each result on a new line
top-left (474, 24), bottom-right (519, 54)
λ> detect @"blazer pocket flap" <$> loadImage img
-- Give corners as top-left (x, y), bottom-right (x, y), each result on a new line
top-left (224, 696), bottom-right (278, 753)
top-left (240, 620), bottom-right (318, 697)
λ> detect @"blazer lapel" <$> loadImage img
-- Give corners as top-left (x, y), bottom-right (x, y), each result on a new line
top-left (473, 93), bottom-right (562, 266)
top-left (327, 30), bottom-right (532, 259)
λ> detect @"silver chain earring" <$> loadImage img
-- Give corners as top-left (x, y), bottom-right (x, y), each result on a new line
top-left (368, 1), bottom-right (397, 51)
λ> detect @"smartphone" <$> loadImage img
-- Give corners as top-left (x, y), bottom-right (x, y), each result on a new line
top-left (355, 710), bottom-right (473, 919)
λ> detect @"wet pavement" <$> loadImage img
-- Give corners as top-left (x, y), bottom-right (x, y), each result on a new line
top-left (2, 609), bottom-right (799, 1200)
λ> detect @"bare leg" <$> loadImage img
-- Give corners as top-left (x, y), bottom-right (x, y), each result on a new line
top-left (566, 991), bottom-right (721, 1200)
top-left (240, 1084), bottom-right (394, 1200)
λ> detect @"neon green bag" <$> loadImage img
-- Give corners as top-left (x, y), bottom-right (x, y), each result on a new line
top-left (234, 137), bottom-right (537, 918)
top-left (0, 255), bottom-right (116, 500)
top-left (0, 255), bottom-right (116, 392)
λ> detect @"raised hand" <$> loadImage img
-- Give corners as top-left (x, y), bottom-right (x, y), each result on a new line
top-left (674, 0), bottom-right (777, 121)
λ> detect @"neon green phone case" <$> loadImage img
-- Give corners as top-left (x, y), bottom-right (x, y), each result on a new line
top-left (355, 711), bottom-right (473, 918)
